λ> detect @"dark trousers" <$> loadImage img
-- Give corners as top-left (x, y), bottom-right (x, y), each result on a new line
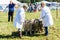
top-left (8, 11), bottom-right (14, 22)
top-left (44, 27), bottom-right (48, 36)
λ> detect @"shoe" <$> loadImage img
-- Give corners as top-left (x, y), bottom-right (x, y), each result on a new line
top-left (19, 31), bottom-right (22, 38)
top-left (45, 33), bottom-right (48, 36)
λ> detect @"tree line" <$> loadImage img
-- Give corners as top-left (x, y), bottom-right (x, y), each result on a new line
top-left (17, 0), bottom-right (60, 3)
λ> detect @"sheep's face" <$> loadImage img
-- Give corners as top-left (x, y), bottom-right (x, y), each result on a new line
top-left (33, 19), bottom-right (39, 26)
top-left (25, 20), bottom-right (31, 26)
top-left (24, 20), bottom-right (32, 31)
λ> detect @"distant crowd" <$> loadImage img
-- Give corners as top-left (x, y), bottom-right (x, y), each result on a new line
top-left (27, 3), bottom-right (41, 13)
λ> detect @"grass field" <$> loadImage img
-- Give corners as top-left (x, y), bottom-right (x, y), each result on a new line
top-left (0, 10), bottom-right (60, 40)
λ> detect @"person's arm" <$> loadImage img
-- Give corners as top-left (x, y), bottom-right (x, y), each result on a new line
top-left (12, 2), bottom-right (17, 6)
top-left (40, 10), bottom-right (46, 19)
top-left (3, 4), bottom-right (9, 11)
top-left (6, 5), bottom-right (9, 8)
top-left (19, 9), bottom-right (25, 24)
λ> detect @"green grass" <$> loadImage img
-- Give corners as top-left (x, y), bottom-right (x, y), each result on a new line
top-left (0, 10), bottom-right (60, 40)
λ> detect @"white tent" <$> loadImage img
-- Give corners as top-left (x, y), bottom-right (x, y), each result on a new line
top-left (0, 0), bottom-right (20, 4)
top-left (0, 0), bottom-right (21, 11)
top-left (0, 0), bottom-right (9, 4)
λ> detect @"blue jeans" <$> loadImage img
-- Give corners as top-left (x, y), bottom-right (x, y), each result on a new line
top-left (44, 27), bottom-right (48, 36)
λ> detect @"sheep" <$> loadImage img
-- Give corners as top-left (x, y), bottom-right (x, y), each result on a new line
top-left (31, 19), bottom-right (43, 33)
top-left (39, 19), bottom-right (43, 33)
top-left (23, 20), bottom-right (32, 35)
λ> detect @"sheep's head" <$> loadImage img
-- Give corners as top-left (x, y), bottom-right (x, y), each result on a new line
top-left (33, 19), bottom-right (40, 26)
top-left (25, 20), bottom-right (31, 26)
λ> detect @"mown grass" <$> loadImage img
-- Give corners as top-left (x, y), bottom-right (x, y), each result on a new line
top-left (0, 10), bottom-right (60, 40)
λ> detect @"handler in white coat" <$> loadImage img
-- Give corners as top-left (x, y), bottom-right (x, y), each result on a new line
top-left (40, 1), bottom-right (53, 36)
top-left (14, 4), bottom-right (25, 38)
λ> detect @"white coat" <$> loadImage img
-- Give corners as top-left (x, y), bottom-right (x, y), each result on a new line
top-left (14, 7), bottom-right (25, 29)
top-left (40, 6), bottom-right (53, 27)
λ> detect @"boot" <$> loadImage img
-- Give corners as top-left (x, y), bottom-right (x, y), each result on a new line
top-left (19, 31), bottom-right (22, 38)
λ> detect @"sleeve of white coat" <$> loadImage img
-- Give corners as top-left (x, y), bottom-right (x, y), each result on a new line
top-left (40, 10), bottom-right (46, 19)
top-left (19, 9), bottom-right (25, 23)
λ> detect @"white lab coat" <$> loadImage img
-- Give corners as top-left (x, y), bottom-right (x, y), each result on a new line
top-left (14, 7), bottom-right (25, 29)
top-left (40, 6), bottom-right (53, 27)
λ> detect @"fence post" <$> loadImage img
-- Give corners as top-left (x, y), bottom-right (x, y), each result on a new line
top-left (56, 0), bottom-right (58, 19)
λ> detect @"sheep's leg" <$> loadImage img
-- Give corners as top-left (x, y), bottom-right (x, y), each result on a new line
top-left (30, 31), bottom-right (32, 35)
top-left (26, 31), bottom-right (28, 35)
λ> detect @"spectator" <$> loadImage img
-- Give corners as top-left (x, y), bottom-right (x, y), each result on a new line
top-left (7, 1), bottom-right (15, 22)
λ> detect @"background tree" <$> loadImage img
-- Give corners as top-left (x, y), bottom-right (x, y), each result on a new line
top-left (17, 0), bottom-right (30, 3)
top-left (17, 0), bottom-right (60, 3)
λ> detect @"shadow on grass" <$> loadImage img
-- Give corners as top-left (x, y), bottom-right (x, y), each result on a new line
top-left (0, 31), bottom-right (45, 38)
top-left (0, 21), bottom-right (8, 23)
top-left (0, 21), bottom-right (3, 22)
top-left (0, 31), bottom-right (20, 38)
top-left (0, 35), bottom-right (12, 38)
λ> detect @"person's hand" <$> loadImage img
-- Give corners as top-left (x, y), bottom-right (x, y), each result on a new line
top-left (38, 18), bottom-right (43, 21)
